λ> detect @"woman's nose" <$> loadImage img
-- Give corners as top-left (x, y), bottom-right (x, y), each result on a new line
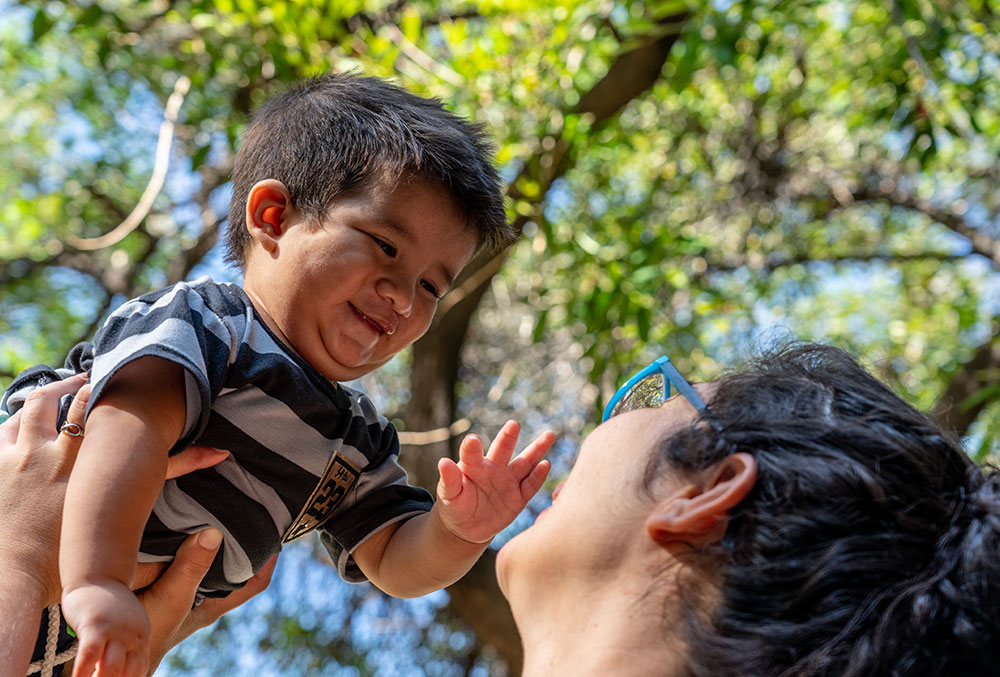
top-left (552, 481), bottom-right (565, 501)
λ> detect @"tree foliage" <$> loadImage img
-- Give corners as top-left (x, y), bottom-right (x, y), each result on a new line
top-left (1, 0), bottom-right (998, 673)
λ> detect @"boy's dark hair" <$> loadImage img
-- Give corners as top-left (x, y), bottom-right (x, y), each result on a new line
top-left (225, 73), bottom-right (513, 267)
top-left (656, 343), bottom-right (999, 676)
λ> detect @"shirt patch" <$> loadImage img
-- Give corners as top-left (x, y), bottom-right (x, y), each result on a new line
top-left (282, 453), bottom-right (362, 544)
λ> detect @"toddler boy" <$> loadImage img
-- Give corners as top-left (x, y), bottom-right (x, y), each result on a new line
top-left (5, 74), bottom-right (552, 676)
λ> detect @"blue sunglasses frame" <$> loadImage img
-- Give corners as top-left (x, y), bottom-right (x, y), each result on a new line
top-left (602, 355), bottom-right (719, 430)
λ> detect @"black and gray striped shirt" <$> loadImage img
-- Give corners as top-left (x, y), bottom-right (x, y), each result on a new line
top-left (85, 277), bottom-right (432, 595)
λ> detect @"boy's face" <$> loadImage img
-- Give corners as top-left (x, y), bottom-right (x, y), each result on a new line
top-left (243, 178), bottom-right (478, 382)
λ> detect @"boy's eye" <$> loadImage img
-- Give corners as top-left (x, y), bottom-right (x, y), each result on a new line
top-left (371, 235), bottom-right (397, 257)
top-left (421, 280), bottom-right (441, 299)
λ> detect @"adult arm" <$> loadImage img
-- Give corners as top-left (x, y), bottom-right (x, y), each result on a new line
top-left (0, 372), bottom-right (242, 677)
top-left (0, 375), bottom-right (88, 677)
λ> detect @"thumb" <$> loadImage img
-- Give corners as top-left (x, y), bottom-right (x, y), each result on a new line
top-left (141, 529), bottom-right (222, 614)
top-left (141, 528), bottom-right (223, 672)
top-left (169, 528), bottom-right (224, 583)
top-left (437, 457), bottom-right (464, 502)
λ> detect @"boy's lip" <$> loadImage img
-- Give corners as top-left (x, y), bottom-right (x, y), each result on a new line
top-left (350, 303), bottom-right (397, 336)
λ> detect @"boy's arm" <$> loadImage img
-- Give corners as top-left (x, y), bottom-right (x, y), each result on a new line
top-left (59, 356), bottom-right (186, 675)
top-left (354, 421), bottom-right (553, 598)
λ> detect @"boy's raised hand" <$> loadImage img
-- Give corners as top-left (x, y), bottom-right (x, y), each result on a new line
top-left (436, 421), bottom-right (554, 545)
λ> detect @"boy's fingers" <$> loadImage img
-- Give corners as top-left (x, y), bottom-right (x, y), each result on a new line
top-left (437, 457), bottom-right (464, 501)
top-left (523, 430), bottom-right (556, 462)
top-left (457, 434), bottom-right (485, 467)
top-left (165, 445), bottom-right (230, 480)
top-left (72, 638), bottom-right (100, 677)
top-left (520, 459), bottom-right (551, 502)
top-left (123, 648), bottom-right (148, 677)
top-left (509, 431), bottom-right (555, 477)
top-left (485, 420), bottom-right (520, 465)
top-left (100, 640), bottom-right (126, 677)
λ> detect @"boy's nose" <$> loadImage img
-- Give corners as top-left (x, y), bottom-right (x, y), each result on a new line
top-left (376, 276), bottom-right (413, 318)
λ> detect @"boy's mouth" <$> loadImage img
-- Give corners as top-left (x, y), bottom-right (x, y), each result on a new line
top-left (350, 304), bottom-right (395, 336)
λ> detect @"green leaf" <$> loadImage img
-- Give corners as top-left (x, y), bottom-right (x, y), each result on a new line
top-left (31, 10), bottom-right (55, 42)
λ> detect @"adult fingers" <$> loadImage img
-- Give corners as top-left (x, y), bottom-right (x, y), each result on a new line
top-left (153, 554), bottom-right (278, 671)
top-left (143, 529), bottom-right (223, 671)
top-left (0, 408), bottom-right (20, 446)
top-left (144, 529), bottom-right (222, 613)
top-left (188, 554), bottom-right (277, 630)
top-left (64, 382), bottom-right (90, 429)
top-left (18, 374), bottom-right (88, 446)
top-left (53, 383), bottom-right (91, 471)
top-left (165, 445), bottom-right (230, 480)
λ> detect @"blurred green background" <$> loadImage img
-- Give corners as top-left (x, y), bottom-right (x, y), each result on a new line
top-left (1, 0), bottom-right (997, 674)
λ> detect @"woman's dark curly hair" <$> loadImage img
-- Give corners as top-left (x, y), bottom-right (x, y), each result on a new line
top-left (659, 343), bottom-right (999, 676)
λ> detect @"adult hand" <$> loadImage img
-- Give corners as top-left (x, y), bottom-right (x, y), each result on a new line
top-left (0, 374), bottom-right (238, 677)
top-left (0, 375), bottom-right (90, 676)
top-left (139, 530), bottom-right (276, 673)
top-left (165, 445), bottom-right (230, 480)
top-left (0, 374), bottom-right (91, 607)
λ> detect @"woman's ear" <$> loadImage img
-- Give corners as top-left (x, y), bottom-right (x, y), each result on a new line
top-left (246, 179), bottom-right (294, 254)
top-left (645, 452), bottom-right (756, 547)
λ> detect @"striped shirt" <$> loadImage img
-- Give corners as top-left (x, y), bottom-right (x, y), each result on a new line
top-left (85, 277), bottom-right (432, 595)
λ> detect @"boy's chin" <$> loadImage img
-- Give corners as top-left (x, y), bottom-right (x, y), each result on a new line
top-left (319, 352), bottom-right (394, 382)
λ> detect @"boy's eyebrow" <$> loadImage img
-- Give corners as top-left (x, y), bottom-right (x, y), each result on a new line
top-left (371, 217), bottom-right (412, 241)
top-left (439, 264), bottom-right (458, 290)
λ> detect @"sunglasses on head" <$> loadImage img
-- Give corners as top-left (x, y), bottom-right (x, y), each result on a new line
top-left (602, 355), bottom-right (720, 431)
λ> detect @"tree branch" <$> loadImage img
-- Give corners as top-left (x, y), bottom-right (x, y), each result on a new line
top-left (851, 185), bottom-right (1000, 268)
top-left (704, 251), bottom-right (965, 275)
top-left (406, 13), bottom-right (690, 672)
top-left (67, 75), bottom-right (191, 251)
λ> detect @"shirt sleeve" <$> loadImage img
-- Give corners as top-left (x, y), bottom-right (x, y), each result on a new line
top-left (318, 392), bottom-right (433, 582)
top-left (87, 280), bottom-right (240, 450)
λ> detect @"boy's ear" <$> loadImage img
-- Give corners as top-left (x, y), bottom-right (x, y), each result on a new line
top-left (645, 452), bottom-right (756, 547)
top-left (246, 179), bottom-right (294, 253)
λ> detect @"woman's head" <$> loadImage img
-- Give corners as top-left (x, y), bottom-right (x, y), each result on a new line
top-left (500, 343), bottom-right (1000, 676)
top-left (666, 343), bottom-right (1000, 676)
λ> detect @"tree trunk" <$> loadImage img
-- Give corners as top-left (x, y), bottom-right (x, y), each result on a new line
top-left (933, 326), bottom-right (1000, 438)
top-left (401, 15), bottom-right (689, 671)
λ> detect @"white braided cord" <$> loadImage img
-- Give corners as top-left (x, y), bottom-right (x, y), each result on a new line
top-left (25, 605), bottom-right (77, 676)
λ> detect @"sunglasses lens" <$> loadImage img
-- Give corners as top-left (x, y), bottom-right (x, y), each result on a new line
top-left (608, 372), bottom-right (667, 418)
